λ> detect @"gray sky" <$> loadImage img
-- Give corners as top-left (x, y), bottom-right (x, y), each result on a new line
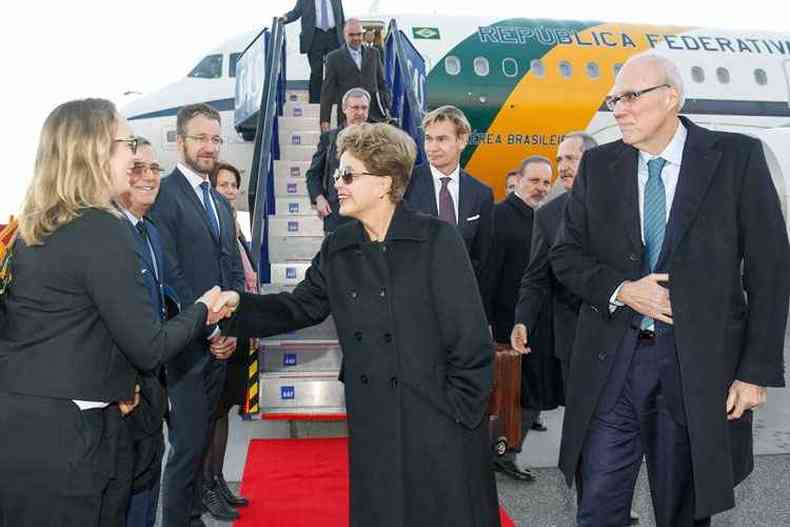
top-left (1, 0), bottom-right (788, 219)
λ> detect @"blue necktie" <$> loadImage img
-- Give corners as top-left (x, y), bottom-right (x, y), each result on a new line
top-left (200, 181), bottom-right (220, 241)
top-left (642, 156), bottom-right (667, 329)
top-left (318, 0), bottom-right (330, 31)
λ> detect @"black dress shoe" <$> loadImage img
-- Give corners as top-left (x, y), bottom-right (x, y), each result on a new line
top-left (492, 458), bottom-right (536, 482)
top-left (531, 419), bottom-right (548, 432)
top-left (215, 474), bottom-right (250, 507)
top-left (201, 482), bottom-right (240, 521)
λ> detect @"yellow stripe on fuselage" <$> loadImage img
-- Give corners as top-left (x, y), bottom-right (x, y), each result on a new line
top-left (466, 23), bottom-right (690, 200)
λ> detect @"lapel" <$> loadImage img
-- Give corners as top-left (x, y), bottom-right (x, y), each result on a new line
top-left (458, 171), bottom-right (472, 224)
top-left (411, 164), bottom-right (438, 215)
top-left (144, 218), bottom-right (165, 283)
top-left (127, 219), bottom-right (160, 285)
top-left (663, 117), bottom-right (721, 259)
top-left (609, 144), bottom-right (642, 254)
top-left (172, 167), bottom-right (220, 245)
top-left (344, 45), bottom-right (360, 71)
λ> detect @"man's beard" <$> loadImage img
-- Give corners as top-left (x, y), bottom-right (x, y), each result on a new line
top-left (184, 149), bottom-right (216, 176)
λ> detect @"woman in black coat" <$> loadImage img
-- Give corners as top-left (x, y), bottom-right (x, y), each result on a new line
top-left (0, 99), bottom-right (223, 527)
top-left (214, 123), bottom-right (501, 527)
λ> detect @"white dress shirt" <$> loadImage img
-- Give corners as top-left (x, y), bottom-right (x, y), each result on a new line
top-left (429, 164), bottom-right (460, 222)
top-left (314, 0), bottom-right (336, 30)
top-left (178, 162), bottom-right (221, 234)
top-left (610, 122), bottom-right (688, 312)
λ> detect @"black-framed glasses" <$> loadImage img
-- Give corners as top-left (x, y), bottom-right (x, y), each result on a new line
top-left (131, 162), bottom-right (164, 176)
top-left (333, 167), bottom-right (382, 185)
top-left (604, 84), bottom-right (670, 111)
top-left (113, 137), bottom-right (138, 155)
top-left (184, 134), bottom-right (224, 146)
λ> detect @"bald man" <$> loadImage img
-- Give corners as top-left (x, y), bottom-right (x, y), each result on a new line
top-left (551, 53), bottom-right (788, 526)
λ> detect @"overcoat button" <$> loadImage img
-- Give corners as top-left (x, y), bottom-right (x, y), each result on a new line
top-left (383, 333), bottom-right (392, 343)
top-left (379, 289), bottom-right (386, 297)
top-left (597, 352), bottom-right (607, 361)
top-left (354, 331), bottom-right (363, 341)
top-left (360, 375), bottom-right (368, 384)
top-left (350, 290), bottom-right (358, 299)
top-left (391, 377), bottom-right (398, 388)
top-left (590, 305), bottom-right (600, 313)
top-left (628, 254), bottom-right (639, 262)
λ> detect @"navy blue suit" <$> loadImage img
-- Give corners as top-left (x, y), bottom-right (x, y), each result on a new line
top-left (149, 168), bottom-right (244, 526)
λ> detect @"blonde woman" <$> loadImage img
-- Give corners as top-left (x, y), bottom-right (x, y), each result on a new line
top-left (0, 98), bottom-right (224, 526)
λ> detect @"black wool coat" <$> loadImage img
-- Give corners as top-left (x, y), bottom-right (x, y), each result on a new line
top-left (224, 204), bottom-right (500, 527)
top-left (485, 193), bottom-right (563, 411)
top-left (551, 117), bottom-right (789, 518)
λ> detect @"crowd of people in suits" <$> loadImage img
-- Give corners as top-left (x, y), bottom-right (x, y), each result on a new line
top-left (0, 22), bottom-right (786, 527)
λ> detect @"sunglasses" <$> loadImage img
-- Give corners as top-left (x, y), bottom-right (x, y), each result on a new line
top-left (333, 167), bottom-right (384, 185)
top-left (113, 137), bottom-right (139, 155)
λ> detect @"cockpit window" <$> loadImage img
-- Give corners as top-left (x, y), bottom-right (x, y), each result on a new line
top-left (229, 53), bottom-right (242, 78)
top-left (188, 54), bottom-right (223, 79)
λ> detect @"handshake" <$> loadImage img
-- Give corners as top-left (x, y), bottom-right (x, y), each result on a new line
top-left (196, 287), bottom-right (242, 326)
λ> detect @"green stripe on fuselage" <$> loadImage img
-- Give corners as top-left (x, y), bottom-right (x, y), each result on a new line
top-left (426, 19), bottom-right (600, 166)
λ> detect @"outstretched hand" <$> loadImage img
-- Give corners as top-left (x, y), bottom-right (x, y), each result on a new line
top-left (210, 291), bottom-right (241, 321)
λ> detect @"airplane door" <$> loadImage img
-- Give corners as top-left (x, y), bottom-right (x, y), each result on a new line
top-left (784, 60), bottom-right (790, 106)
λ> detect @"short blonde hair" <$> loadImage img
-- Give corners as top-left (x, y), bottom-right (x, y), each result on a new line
top-left (421, 105), bottom-right (471, 138)
top-left (19, 98), bottom-right (121, 245)
top-left (337, 123), bottom-right (417, 203)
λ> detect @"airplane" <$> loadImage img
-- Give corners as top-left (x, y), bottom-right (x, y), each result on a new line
top-left (122, 14), bottom-right (790, 219)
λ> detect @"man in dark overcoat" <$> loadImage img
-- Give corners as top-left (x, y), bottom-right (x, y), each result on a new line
top-left (551, 53), bottom-right (789, 526)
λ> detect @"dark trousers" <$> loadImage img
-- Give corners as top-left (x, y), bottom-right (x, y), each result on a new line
top-left (307, 28), bottom-right (340, 104)
top-left (161, 353), bottom-right (226, 527)
top-left (576, 331), bottom-right (711, 527)
top-left (0, 393), bottom-right (121, 527)
top-left (126, 480), bottom-right (160, 527)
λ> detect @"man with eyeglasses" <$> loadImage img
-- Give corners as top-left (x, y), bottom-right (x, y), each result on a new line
top-left (282, 0), bottom-right (345, 104)
top-left (551, 53), bottom-right (788, 526)
top-left (110, 137), bottom-right (169, 527)
top-left (320, 18), bottom-right (391, 132)
top-left (307, 87), bottom-right (370, 232)
top-left (149, 104), bottom-right (245, 527)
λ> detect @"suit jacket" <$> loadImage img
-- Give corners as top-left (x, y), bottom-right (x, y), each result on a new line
top-left (149, 168), bottom-right (245, 376)
top-left (0, 209), bottom-right (208, 402)
top-left (550, 117), bottom-right (789, 517)
top-left (320, 45), bottom-right (391, 124)
top-left (283, 0), bottom-right (345, 54)
top-left (405, 164), bottom-right (494, 287)
top-left (515, 192), bottom-right (581, 364)
top-left (306, 127), bottom-right (341, 207)
top-left (124, 217), bottom-right (169, 492)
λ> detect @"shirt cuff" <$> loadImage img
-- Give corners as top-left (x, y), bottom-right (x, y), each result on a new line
top-left (207, 326), bottom-right (221, 341)
top-left (609, 282), bottom-right (626, 313)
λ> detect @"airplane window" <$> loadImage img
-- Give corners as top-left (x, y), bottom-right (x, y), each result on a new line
top-left (559, 61), bottom-right (572, 79)
top-left (229, 53), bottom-right (242, 78)
top-left (586, 62), bottom-right (600, 79)
top-left (754, 68), bottom-right (768, 86)
top-left (188, 54), bottom-right (223, 79)
top-left (444, 56), bottom-right (461, 76)
top-left (473, 57), bottom-right (490, 77)
top-left (691, 66), bottom-right (705, 83)
top-left (716, 67), bottom-right (730, 84)
top-left (530, 59), bottom-right (545, 78)
top-left (613, 63), bottom-right (623, 77)
top-left (502, 58), bottom-right (518, 78)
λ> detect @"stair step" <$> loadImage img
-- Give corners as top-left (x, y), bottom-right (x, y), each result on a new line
top-left (279, 130), bottom-right (321, 147)
top-left (285, 90), bottom-right (310, 103)
top-left (268, 232), bottom-right (323, 262)
top-left (273, 160), bottom-right (311, 179)
top-left (260, 342), bottom-right (342, 374)
top-left (279, 116), bottom-right (320, 132)
top-left (268, 215), bottom-right (324, 237)
top-left (283, 102), bottom-right (321, 119)
top-left (273, 197), bottom-right (314, 216)
top-left (258, 373), bottom-right (345, 415)
top-left (270, 262), bottom-right (311, 285)
top-left (274, 177), bottom-right (309, 197)
top-left (280, 145), bottom-right (319, 162)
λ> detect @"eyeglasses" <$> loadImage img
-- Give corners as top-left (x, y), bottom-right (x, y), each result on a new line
top-left (131, 162), bottom-right (164, 176)
top-left (184, 135), bottom-right (224, 146)
top-left (113, 137), bottom-right (138, 155)
top-left (333, 167), bottom-right (382, 185)
top-left (604, 84), bottom-right (670, 111)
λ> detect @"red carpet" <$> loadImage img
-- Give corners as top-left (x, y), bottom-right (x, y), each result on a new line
top-left (234, 437), bottom-right (515, 527)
